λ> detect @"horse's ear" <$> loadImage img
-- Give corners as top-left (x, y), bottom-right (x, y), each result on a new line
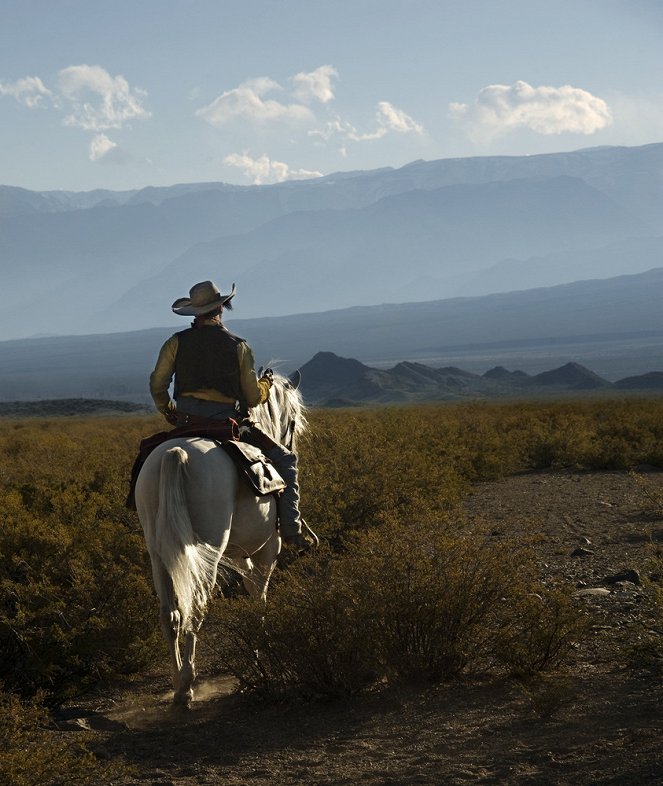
top-left (289, 369), bottom-right (302, 390)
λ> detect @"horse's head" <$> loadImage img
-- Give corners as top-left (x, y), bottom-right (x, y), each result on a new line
top-left (249, 372), bottom-right (307, 451)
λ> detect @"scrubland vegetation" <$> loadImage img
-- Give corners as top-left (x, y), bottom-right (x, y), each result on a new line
top-left (1, 398), bottom-right (663, 783)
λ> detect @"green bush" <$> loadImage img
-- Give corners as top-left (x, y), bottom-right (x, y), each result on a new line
top-left (211, 515), bottom-right (585, 699)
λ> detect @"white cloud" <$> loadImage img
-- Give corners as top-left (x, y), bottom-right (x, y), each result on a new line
top-left (310, 102), bottom-right (424, 144)
top-left (310, 116), bottom-right (363, 142)
top-left (224, 152), bottom-right (322, 185)
top-left (0, 75), bottom-right (53, 107)
top-left (89, 133), bottom-right (117, 161)
top-left (244, 76), bottom-right (282, 95)
top-left (292, 65), bottom-right (338, 104)
top-left (58, 64), bottom-right (151, 131)
top-left (197, 77), bottom-right (313, 127)
top-left (377, 101), bottom-right (424, 135)
top-left (450, 80), bottom-right (613, 139)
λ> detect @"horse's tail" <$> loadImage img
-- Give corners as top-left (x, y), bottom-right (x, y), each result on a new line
top-left (155, 446), bottom-right (218, 632)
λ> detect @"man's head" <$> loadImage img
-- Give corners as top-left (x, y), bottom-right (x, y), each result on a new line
top-left (171, 280), bottom-right (236, 316)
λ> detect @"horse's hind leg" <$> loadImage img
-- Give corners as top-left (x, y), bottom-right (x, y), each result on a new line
top-left (160, 603), bottom-right (183, 696)
top-left (152, 559), bottom-right (188, 704)
top-left (160, 602), bottom-right (199, 708)
top-left (177, 626), bottom-right (200, 706)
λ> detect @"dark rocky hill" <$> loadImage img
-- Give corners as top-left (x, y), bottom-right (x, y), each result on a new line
top-left (483, 366), bottom-right (531, 384)
top-left (4, 355), bottom-right (663, 412)
top-left (613, 372), bottom-right (663, 390)
top-left (298, 353), bottom-right (624, 405)
top-left (531, 362), bottom-right (612, 390)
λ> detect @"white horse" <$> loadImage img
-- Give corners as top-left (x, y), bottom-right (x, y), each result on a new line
top-left (135, 374), bottom-right (307, 706)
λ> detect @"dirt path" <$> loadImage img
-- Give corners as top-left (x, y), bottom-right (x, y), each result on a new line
top-left (59, 470), bottom-right (663, 785)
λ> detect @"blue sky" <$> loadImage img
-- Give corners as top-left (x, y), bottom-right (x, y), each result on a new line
top-left (1, 0), bottom-right (662, 192)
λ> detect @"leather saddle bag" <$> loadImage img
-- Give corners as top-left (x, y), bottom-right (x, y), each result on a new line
top-left (221, 440), bottom-right (286, 496)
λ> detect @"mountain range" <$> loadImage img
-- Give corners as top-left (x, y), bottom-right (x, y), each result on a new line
top-left (296, 352), bottom-right (659, 406)
top-left (2, 142), bottom-right (663, 341)
top-left (1, 264), bottom-right (663, 403)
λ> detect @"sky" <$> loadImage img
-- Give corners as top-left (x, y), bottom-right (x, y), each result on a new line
top-left (1, 0), bottom-right (663, 193)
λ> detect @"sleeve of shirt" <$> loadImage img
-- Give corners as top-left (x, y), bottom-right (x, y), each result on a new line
top-left (238, 341), bottom-right (271, 407)
top-left (149, 334), bottom-right (178, 413)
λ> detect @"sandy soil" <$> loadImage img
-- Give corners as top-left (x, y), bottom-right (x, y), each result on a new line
top-left (58, 469), bottom-right (663, 785)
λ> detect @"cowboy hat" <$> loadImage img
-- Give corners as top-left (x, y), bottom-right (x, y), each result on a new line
top-left (171, 280), bottom-right (236, 316)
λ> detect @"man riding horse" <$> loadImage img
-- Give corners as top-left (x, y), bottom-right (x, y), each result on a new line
top-left (149, 279), bottom-right (317, 553)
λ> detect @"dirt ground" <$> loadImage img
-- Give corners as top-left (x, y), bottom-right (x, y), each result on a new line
top-left (58, 469), bottom-right (663, 785)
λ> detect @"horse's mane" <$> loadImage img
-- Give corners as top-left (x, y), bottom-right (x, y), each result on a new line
top-left (248, 372), bottom-right (308, 451)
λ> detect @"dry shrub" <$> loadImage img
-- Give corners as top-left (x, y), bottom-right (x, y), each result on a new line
top-left (211, 515), bottom-right (584, 700)
top-left (0, 687), bottom-right (126, 786)
top-left (300, 398), bottom-right (663, 545)
top-left (0, 487), bottom-right (160, 702)
top-left (0, 416), bottom-right (162, 703)
top-left (300, 408), bottom-right (466, 541)
top-left (518, 399), bottom-right (663, 470)
top-left (211, 546), bottom-right (377, 700)
top-left (2, 399), bottom-right (662, 707)
top-left (495, 588), bottom-right (588, 676)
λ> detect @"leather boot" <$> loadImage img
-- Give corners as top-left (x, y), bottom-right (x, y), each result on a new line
top-left (266, 444), bottom-right (318, 552)
top-left (244, 425), bottom-right (318, 552)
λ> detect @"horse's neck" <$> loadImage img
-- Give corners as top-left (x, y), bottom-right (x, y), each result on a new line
top-left (251, 379), bottom-right (302, 449)
top-left (253, 395), bottom-right (284, 444)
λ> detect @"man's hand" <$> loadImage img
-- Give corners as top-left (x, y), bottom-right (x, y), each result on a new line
top-left (162, 401), bottom-right (178, 426)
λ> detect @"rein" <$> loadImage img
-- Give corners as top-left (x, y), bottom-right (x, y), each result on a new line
top-left (285, 416), bottom-right (296, 451)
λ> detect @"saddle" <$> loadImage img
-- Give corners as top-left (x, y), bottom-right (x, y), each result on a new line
top-left (125, 419), bottom-right (285, 510)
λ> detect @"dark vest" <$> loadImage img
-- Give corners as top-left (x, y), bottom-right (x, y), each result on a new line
top-left (173, 325), bottom-right (244, 403)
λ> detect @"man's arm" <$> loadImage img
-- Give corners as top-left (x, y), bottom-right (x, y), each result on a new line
top-left (149, 334), bottom-right (179, 423)
top-left (238, 342), bottom-right (272, 407)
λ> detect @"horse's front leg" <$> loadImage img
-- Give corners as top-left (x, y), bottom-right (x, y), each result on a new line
top-left (243, 532), bottom-right (281, 601)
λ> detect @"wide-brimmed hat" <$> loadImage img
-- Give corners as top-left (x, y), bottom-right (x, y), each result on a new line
top-left (171, 280), bottom-right (236, 316)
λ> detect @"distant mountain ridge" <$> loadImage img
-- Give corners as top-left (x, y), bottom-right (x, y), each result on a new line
top-left (107, 173), bottom-right (649, 331)
top-left (2, 142), bottom-right (663, 340)
top-left (298, 353), bottom-right (650, 405)
top-left (2, 263), bottom-right (663, 403)
top-left (3, 142), bottom-right (662, 219)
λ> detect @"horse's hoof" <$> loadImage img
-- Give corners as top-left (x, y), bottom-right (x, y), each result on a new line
top-left (172, 689), bottom-right (194, 710)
